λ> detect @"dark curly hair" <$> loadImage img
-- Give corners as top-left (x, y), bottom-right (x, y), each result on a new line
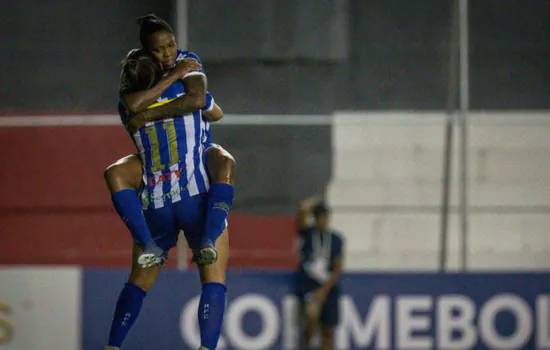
top-left (137, 14), bottom-right (174, 49)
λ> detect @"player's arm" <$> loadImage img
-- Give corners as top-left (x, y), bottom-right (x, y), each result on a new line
top-left (121, 58), bottom-right (202, 114)
top-left (296, 197), bottom-right (320, 230)
top-left (130, 75), bottom-right (207, 130)
top-left (203, 100), bottom-right (224, 123)
top-left (320, 256), bottom-right (343, 292)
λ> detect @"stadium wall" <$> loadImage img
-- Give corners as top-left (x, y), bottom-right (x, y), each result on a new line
top-left (0, 116), bottom-right (310, 269)
top-left (1, 112), bottom-right (549, 270)
top-left (329, 112), bottom-right (550, 270)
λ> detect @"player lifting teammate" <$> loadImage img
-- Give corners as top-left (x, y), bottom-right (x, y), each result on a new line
top-left (104, 15), bottom-right (234, 350)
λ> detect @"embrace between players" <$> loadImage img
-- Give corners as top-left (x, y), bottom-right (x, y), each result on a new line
top-left (103, 14), bottom-right (234, 350)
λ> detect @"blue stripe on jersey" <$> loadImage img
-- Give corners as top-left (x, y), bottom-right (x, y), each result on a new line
top-left (155, 122), bottom-right (172, 205)
top-left (173, 117), bottom-right (187, 167)
top-left (156, 122), bottom-right (171, 171)
top-left (139, 127), bottom-right (153, 171)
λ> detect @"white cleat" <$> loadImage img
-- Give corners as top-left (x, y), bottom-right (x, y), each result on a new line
top-left (193, 243), bottom-right (218, 266)
top-left (137, 245), bottom-right (165, 268)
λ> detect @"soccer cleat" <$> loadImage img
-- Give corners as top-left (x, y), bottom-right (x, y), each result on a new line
top-left (105, 347), bottom-right (120, 350)
top-left (193, 241), bottom-right (218, 266)
top-left (137, 245), bottom-right (165, 268)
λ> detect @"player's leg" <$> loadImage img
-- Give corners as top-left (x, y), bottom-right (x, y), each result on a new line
top-left (105, 244), bottom-right (162, 349)
top-left (106, 204), bottom-right (177, 350)
top-left (104, 154), bottom-right (163, 267)
top-left (196, 228), bottom-right (230, 350)
top-left (177, 194), bottom-right (229, 350)
top-left (319, 291), bottom-right (339, 350)
top-left (196, 145), bottom-right (236, 265)
top-left (302, 297), bottom-right (321, 350)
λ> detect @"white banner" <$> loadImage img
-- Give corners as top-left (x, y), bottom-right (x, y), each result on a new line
top-left (0, 267), bottom-right (81, 350)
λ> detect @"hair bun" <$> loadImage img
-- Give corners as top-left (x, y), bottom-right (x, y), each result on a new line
top-left (137, 14), bottom-right (159, 26)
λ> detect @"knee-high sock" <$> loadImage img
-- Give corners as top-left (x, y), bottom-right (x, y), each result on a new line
top-left (111, 189), bottom-right (155, 249)
top-left (198, 282), bottom-right (227, 350)
top-left (202, 183), bottom-right (233, 245)
top-left (107, 283), bottom-right (147, 347)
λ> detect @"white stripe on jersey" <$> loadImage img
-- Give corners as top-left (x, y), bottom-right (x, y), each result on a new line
top-left (132, 131), bottom-right (145, 164)
top-left (198, 143), bottom-right (210, 191)
top-left (169, 162), bottom-right (182, 203)
top-left (199, 117), bottom-right (210, 190)
top-left (184, 116), bottom-right (200, 196)
top-left (140, 172), bottom-right (149, 210)
top-left (152, 172), bottom-right (165, 208)
top-left (204, 117), bottom-right (211, 141)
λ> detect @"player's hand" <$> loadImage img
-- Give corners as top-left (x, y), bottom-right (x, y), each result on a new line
top-left (301, 196), bottom-right (320, 210)
top-left (305, 300), bottom-right (321, 320)
top-left (174, 58), bottom-right (202, 79)
top-left (304, 292), bottom-right (322, 319)
top-left (313, 287), bottom-right (328, 303)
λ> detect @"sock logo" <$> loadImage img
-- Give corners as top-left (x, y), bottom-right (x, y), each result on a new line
top-left (203, 303), bottom-right (210, 320)
top-left (122, 312), bottom-right (131, 326)
top-left (213, 202), bottom-right (230, 214)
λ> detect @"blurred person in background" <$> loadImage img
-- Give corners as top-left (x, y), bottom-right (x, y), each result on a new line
top-left (103, 14), bottom-right (234, 350)
top-left (295, 197), bottom-right (345, 350)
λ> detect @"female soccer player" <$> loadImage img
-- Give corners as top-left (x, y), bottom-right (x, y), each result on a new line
top-left (104, 15), bottom-right (234, 350)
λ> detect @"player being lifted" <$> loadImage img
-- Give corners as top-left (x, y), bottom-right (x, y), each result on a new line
top-left (104, 14), bottom-right (234, 350)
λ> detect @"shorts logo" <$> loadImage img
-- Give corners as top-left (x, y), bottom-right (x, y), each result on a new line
top-left (141, 184), bottom-right (190, 207)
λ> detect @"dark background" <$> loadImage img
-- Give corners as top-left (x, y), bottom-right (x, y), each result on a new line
top-left (2, 0), bottom-right (548, 114)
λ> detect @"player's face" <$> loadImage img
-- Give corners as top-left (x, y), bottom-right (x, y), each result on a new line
top-left (147, 30), bottom-right (178, 70)
top-left (315, 213), bottom-right (330, 231)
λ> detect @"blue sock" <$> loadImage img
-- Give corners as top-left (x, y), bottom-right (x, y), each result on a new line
top-left (198, 283), bottom-right (227, 350)
top-left (112, 189), bottom-right (155, 249)
top-left (107, 283), bottom-right (147, 347)
top-left (203, 183), bottom-right (234, 246)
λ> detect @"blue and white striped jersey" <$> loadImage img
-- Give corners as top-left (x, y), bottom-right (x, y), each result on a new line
top-left (118, 49), bottom-right (213, 209)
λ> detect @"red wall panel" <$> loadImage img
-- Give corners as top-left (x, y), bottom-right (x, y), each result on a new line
top-left (0, 125), bottom-right (297, 269)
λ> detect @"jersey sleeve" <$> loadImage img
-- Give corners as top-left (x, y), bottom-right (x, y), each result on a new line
top-left (177, 50), bottom-right (206, 80)
top-left (332, 233), bottom-right (344, 259)
top-left (203, 91), bottom-right (214, 111)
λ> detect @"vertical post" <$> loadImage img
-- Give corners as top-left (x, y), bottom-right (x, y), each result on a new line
top-left (175, 0), bottom-right (188, 271)
top-left (440, 0), bottom-right (459, 272)
top-left (458, 0), bottom-right (470, 271)
top-left (175, 0), bottom-right (188, 49)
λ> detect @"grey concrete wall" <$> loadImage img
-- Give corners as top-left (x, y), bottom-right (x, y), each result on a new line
top-left (2, 0), bottom-right (547, 114)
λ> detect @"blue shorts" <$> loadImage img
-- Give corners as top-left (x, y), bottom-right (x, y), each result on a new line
top-left (295, 273), bottom-right (340, 327)
top-left (299, 289), bottom-right (340, 327)
top-left (140, 192), bottom-right (224, 257)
